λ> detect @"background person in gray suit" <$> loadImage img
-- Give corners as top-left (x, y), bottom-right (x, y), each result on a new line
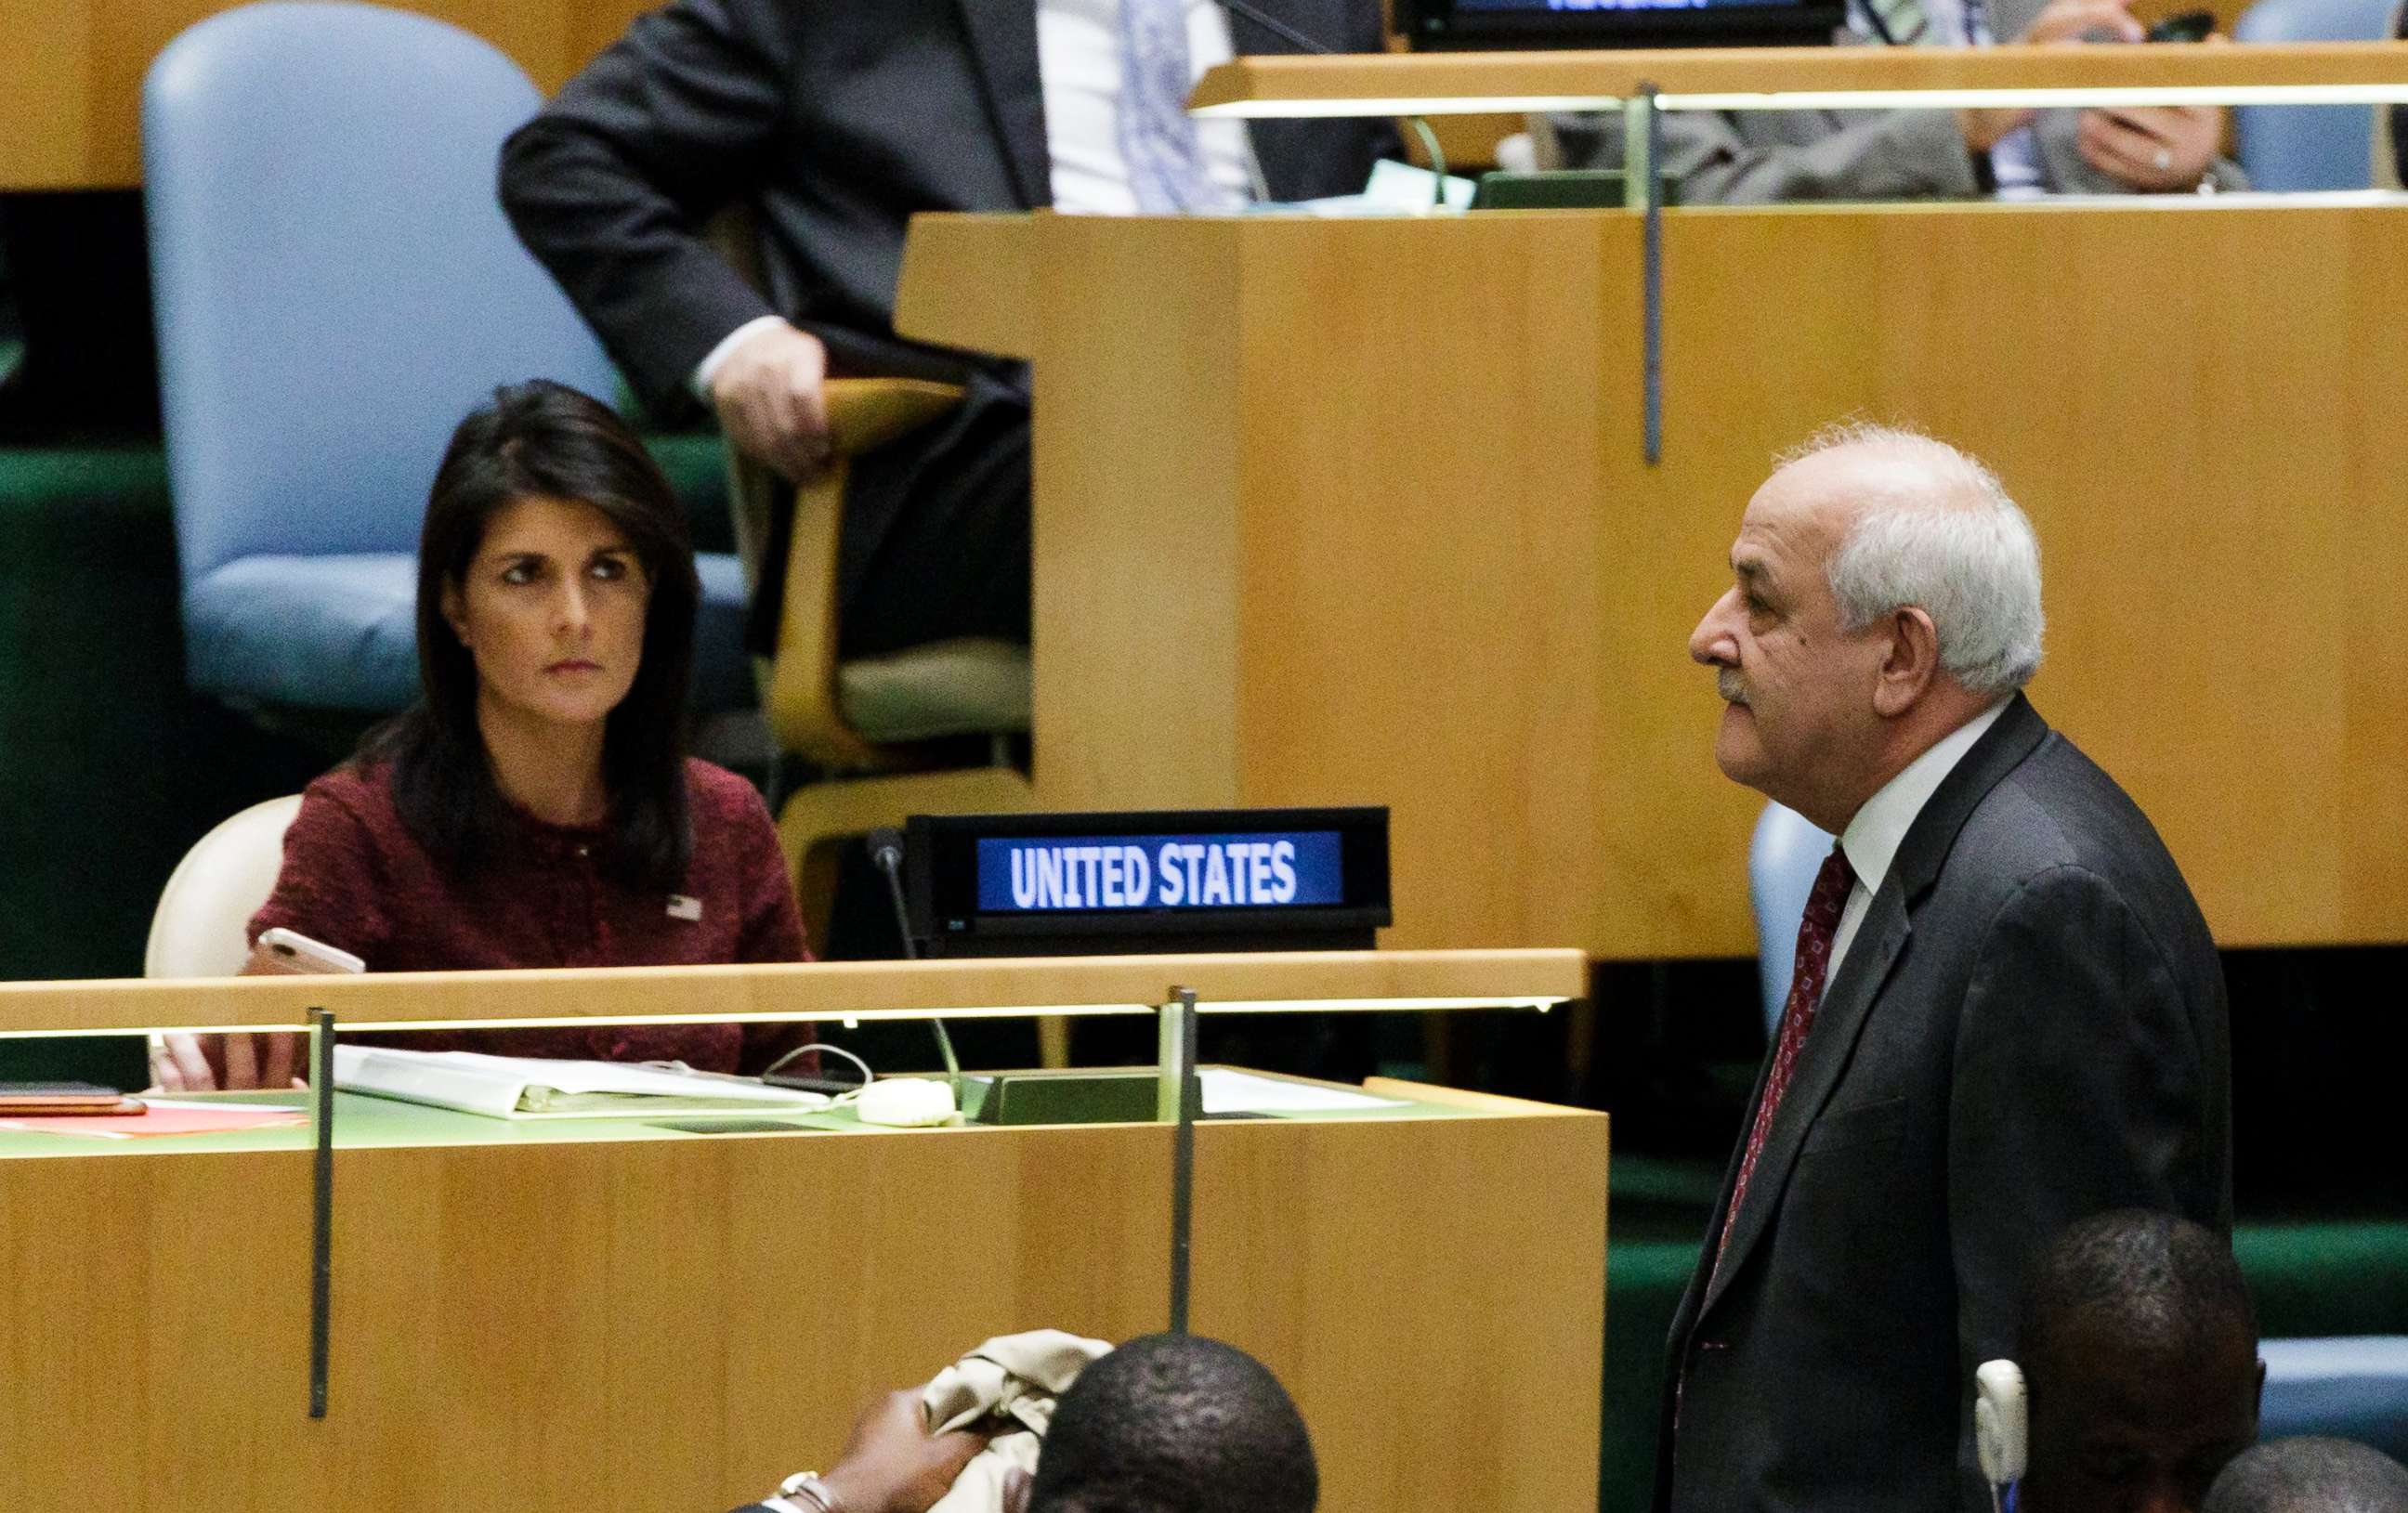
top-left (1551, 0), bottom-right (2244, 202)
top-left (1665, 423), bottom-right (2231, 1512)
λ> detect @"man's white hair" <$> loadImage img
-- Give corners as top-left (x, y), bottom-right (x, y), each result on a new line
top-left (1779, 421), bottom-right (2045, 695)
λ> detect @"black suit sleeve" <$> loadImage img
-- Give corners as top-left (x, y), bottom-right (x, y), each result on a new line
top-left (2395, 0), bottom-right (2408, 187)
top-left (499, 0), bottom-right (796, 407)
top-left (1944, 863), bottom-right (2222, 1507)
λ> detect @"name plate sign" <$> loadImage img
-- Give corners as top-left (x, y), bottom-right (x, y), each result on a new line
top-left (909, 809), bottom-right (1389, 956)
top-left (976, 831), bottom-right (1344, 913)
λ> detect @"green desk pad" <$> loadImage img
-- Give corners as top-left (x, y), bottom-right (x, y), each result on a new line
top-left (0, 1077), bottom-right (1490, 1161)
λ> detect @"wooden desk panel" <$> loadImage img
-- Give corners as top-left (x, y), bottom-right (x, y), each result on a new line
top-left (0, 1092), bottom-right (1608, 1513)
top-left (897, 202), bottom-right (2408, 959)
top-left (0, 0), bottom-right (658, 189)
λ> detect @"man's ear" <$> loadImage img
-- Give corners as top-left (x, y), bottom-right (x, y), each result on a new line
top-left (1871, 606), bottom-right (1941, 718)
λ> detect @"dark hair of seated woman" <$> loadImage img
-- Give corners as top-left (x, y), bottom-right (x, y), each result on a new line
top-left (368, 377), bottom-right (700, 894)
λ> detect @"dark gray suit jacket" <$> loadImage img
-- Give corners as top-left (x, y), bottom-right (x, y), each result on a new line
top-left (1657, 694), bottom-right (2231, 1513)
top-left (498, 0), bottom-right (1395, 409)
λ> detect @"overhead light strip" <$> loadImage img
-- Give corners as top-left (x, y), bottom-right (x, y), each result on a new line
top-left (1189, 84), bottom-right (2408, 117)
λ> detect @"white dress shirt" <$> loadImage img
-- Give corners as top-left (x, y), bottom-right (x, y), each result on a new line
top-left (1036, 0), bottom-right (1260, 215)
top-left (1826, 698), bottom-right (2010, 983)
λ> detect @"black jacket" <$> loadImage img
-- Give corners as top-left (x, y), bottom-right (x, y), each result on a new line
top-left (499, 0), bottom-right (1395, 409)
top-left (1658, 695), bottom-right (2232, 1513)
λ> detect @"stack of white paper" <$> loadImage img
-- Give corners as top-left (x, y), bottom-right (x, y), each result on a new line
top-left (1197, 1069), bottom-right (1408, 1115)
top-left (333, 1045), bottom-right (831, 1120)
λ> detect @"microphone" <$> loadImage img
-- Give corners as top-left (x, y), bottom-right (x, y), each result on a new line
top-left (1217, 0), bottom-right (1335, 54)
top-left (1212, 0), bottom-right (1451, 202)
top-left (865, 828), bottom-right (962, 1095)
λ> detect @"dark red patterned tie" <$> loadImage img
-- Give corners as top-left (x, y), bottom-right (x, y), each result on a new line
top-left (1712, 842), bottom-right (1857, 1274)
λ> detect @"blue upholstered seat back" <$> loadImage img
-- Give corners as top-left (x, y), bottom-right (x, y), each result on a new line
top-left (142, 2), bottom-right (621, 708)
top-left (2234, 0), bottom-right (2398, 190)
top-left (1748, 802), bottom-right (1838, 1038)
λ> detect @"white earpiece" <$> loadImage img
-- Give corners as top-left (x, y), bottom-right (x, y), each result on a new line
top-left (1975, 1358), bottom-right (2028, 1493)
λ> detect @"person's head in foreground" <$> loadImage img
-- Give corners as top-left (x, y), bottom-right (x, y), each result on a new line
top-left (378, 377), bottom-right (700, 891)
top-left (2204, 1437), bottom-right (2408, 1513)
top-left (2017, 1209), bottom-right (2265, 1513)
top-left (1014, 1333), bottom-right (1317, 1513)
top-left (1688, 421), bottom-right (2044, 833)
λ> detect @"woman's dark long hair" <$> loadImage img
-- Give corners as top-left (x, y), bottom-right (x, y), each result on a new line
top-left (363, 380), bottom-right (701, 894)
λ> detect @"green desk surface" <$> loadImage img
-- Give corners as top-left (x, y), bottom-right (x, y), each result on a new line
top-left (0, 1077), bottom-right (1497, 1161)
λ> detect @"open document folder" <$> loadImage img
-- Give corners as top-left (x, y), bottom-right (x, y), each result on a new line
top-left (333, 1045), bottom-right (832, 1120)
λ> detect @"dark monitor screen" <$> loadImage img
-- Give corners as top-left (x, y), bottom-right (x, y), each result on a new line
top-left (1400, 0), bottom-right (1845, 48)
top-left (907, 807), bottom-right (1391, 956)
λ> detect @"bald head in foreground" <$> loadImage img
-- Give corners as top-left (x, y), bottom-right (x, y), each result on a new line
top-left (2207, 1438), bottom-right (2408, 1513)
top-left (1656, 425), bottom-right (2231, 1513)
top-left (1016, 1333), bottom-right (1317, 1513)
top-left (2018, 1209), bottom-right (2264, 1513)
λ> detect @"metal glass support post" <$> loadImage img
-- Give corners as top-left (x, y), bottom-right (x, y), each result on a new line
top-left (308, 1007), bottom-right (335, 1418)
top-left (1636, 83), bottom-right (1666, 466)
top-left (1158, 986), bottom-right (1200, 1334)
top-left (1622, 89), bottom-right (1655, 210)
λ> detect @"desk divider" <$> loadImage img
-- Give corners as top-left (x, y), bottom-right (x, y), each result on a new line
top-left (308, 1006), bottom-right (334, 1419)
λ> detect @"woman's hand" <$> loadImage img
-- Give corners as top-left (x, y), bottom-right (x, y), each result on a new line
top-left (150, 933), bottom-right (355, 1089)
top-left (150, 1032), bottom-right (304, 1091)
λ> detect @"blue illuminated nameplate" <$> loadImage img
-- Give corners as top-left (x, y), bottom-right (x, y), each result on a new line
top-left (976, 831), bottom-right (1344, 913)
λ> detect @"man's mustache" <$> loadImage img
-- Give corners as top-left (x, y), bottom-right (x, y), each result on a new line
top-left (1718, 670), bottom-right (1750, 707)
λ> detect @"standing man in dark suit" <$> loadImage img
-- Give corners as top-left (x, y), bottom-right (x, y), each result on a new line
top-left (499, 0), bottom-right (1394, 659)
top-left (1665, 423), bottom-right (2231, 1513)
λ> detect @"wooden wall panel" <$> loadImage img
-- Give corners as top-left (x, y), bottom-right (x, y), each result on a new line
top-left (0, 1096), bottom-right (1608, 1513)
top-left (903, 202), bottom-right (2408, 959)
top-left (0, 0), bottom-right (656, 189)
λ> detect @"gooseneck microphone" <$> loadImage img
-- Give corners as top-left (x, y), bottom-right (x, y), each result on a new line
top-left (1216, 0), bottom-right (1335, 54)
top-left (864, 828), bottom-right (962, 1095)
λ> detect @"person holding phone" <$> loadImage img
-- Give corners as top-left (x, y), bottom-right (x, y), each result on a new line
top-left (151, 381), bottom-right (807, 1091)
top-left (1547, 0), bottom-right (2244, 203)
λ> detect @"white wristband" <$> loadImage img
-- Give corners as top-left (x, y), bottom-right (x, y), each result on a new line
top-left (775, 1471), bottom-right (843, 1513)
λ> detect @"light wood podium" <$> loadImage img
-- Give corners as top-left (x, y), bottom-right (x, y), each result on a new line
top-left (0, 950), bottom-right (1604, 1513)
top-left (895, 197), bottom-right (2408, 960)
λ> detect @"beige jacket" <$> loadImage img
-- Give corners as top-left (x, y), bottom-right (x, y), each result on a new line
top-left (923, 1330), bottom-right (1114, 1513)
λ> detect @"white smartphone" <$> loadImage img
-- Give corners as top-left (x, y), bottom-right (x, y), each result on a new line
top-left (255, 927), bottom-right (367, 975)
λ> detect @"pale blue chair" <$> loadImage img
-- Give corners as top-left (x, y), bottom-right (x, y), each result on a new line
top-left (2258, 1337), bottom-right (2408, 1460)
top-left (2233, 0), bottom-right (2398, 190)
top-left (143, 1), bottom-right (750, 714)
top-left (1748, 801), bottom-right (1837, 1037)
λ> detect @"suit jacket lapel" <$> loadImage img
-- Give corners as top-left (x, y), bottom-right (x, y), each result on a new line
top-left (1699, 890), bottom-right (1910, 1321)
top-left (1882, 693), bottom-right (2050, 901)
top-left (955, 0), bottom-right (1051, 208)
top-left (1693, 695), bottom-right (2055, 1324)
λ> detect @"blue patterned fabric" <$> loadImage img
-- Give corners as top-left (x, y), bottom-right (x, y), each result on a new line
top-left (1116, 0), bottom-right (1243, 213)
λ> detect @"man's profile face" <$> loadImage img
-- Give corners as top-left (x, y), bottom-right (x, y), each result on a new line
top-left (2022, 1326), bottom-right (2263, 1513)
top-left (1687, 453), bottom-right (1891, 819)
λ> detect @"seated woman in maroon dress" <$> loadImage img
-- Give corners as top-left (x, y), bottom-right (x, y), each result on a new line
top-left (155, 380), bottom-right (806, 1089)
